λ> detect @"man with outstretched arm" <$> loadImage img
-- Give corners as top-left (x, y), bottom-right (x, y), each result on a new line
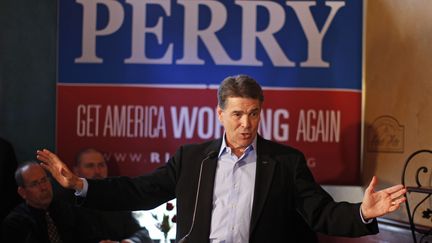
top-left (38, 74), bottom-right (406, 243)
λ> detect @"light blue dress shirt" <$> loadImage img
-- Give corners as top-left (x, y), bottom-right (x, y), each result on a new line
top-left (209, 136), bottom-right (257, 243)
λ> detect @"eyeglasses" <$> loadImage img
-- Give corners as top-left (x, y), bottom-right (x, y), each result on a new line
top-left (25, 176), bottom-right (50, 188)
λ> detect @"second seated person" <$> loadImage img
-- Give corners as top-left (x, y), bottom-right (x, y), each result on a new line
top-left (2, 161), bottom-right (83, 243)
top-left (55, 148), bottom-right (153, 243)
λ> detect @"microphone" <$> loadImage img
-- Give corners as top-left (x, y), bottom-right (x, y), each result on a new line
top-left (178, 150), bottom-right (218, 243)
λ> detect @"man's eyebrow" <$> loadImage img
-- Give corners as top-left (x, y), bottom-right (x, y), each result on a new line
top-left (231, 108), bottom-right (260, 113)
top-left (83, 162), bottom-right (98, 165)
top-left (28, 175), bottom-right (47, 183)
top-left (247, 108), bottom-right (260, 113)
top-left (84, 161), bottom-right (106, 165)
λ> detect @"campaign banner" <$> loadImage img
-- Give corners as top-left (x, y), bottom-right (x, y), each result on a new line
top-left (58, 0), bottom-right (363, 185)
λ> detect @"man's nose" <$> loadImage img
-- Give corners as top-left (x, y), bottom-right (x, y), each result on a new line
top-left (39, 181), bottom-right (50, 190)
top-left (240, 115), bottom-right (250, 128)
top-left (95, 166), bottom-right (103, 175)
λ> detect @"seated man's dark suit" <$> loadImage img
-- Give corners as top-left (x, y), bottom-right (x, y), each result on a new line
top-left (80, 136), bottom-right (379, 243)
top-left (1, 199), bottom-right (82, 243)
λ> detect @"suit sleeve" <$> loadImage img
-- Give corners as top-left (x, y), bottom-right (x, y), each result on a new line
top-left (293, 153), bottom-right (378, 237)
top-left (81, 148), bottom-right (178, 211)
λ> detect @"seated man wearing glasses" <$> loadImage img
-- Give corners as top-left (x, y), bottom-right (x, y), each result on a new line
top-left (1, 161), bottom-right (84, 243)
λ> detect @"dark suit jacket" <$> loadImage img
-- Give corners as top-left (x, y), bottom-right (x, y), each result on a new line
top-left (1, 199), bottom-right (82, 243)
top-left (82, 136), bottom-right (378, 242)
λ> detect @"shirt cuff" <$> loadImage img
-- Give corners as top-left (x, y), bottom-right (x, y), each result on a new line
top-left (360, 206), bottom-right (373, 224)
top-left (74, 178), bottom-right (88, 197)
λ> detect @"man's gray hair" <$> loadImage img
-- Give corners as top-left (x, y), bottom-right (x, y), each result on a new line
top-left (217, 74), bottom-right (264, 110)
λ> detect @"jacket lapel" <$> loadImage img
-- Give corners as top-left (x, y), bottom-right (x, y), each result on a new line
top-left (191, 137), bottom-right (277, 239)
top-left (193, 140), bottom-right (221, 241)
top-left (249, 136), bottom-right (277, 234)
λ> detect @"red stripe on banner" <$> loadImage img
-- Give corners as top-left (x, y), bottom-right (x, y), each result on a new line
top-left (57, 85), bottom-right (361, 185)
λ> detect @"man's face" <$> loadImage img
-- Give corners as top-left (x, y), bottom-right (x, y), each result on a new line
top-left (18, 164), bottom-right (53, 209)
top-left (75, 151), bottom-right (108, 179)
top-left (217, 97), bottom-right (261, 153)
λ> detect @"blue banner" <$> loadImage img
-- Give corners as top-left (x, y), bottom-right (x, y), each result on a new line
top-left (59, 0), bottom-right (363, 89)
top-left (57, 0), bottom-right (364, 185)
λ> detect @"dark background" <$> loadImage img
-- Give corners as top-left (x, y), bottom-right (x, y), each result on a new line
top-left (0, 0), bottom-right (57, 161)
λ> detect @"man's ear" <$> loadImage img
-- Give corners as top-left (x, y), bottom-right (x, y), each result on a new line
top-left (17, 186), bottom-right (26, 200)
top-left (217, 106), bottom-right (223, 123)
